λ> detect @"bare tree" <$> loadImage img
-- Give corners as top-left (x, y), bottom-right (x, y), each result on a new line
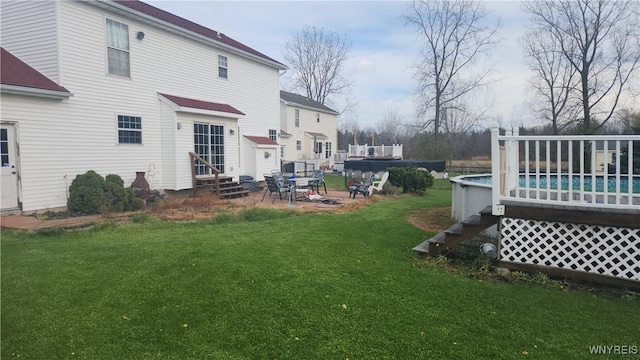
top-left (523, 0), bottom-right (640, 134)
top-left (521, 29), bottom-right (581, 134)
top-left (378, 107), bottom-right (407, 145)
top-left (404, 0), bottom-right (500, 140)
top-left (283, 25), bottom-right (353, 111)
top-left (615, 109), bottom-right (640, 134)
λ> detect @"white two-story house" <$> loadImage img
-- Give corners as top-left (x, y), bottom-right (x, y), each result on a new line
top-left (279, 90), bottom-right (338, 169)
top-left (0, 0), bottom-right (286, 213)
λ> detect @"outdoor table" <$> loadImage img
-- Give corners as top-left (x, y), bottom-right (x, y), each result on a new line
top-left (292, 177), bottom-right (313, 201)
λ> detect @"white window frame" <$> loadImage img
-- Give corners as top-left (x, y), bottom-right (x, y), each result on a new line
top-left (325, 142), bottom-right (332, 159)
top-left (218, 55), bottom-right (228, 79)
top-left (194, 123), bottom-right (225, 175)
top-left (106, 18), bottom-right (130, 77)
top-left (269, 129), bottom-right (277, 141)
top-left (295, 109), bottom-right (300, 127)
top-left (296, 140), bottom-right (301, 151)
top-left (117, 115), bottom-right (142, 144)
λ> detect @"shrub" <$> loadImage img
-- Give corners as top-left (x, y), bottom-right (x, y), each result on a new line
top-left (68, 171), bottom-right (109, 214)
top-left (387, 167), bottom-right (434, 194)
top-left (68, 171), bottom-right (144, 215)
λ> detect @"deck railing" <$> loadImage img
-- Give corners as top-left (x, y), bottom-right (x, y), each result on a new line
top-left (348, 144), bottom-right (403, 159)
top-left (491, 128), bottom-right (639, 215)
top-left (189, 152), bottom-right (220, 197)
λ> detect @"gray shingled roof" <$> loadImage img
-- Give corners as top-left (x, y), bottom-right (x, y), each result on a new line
top-left (280, 90), bottom-right (338, 114)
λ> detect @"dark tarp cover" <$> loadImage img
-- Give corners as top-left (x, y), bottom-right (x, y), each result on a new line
top-left (344, 160), bottom-right (446, 173)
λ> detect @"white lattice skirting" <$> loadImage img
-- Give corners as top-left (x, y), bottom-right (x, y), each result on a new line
top-left (500, 218), bottom-right (640, 282)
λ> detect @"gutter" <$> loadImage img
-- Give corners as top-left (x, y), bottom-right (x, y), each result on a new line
top-left (93, 0), bottom-right (288, 71)
top-left (0, 85), bottom-right (73, 99)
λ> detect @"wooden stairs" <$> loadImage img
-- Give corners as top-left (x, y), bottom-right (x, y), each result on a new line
top-left (193, 175), bottom-right (249, 199)
top-left (189, 152), bottom-right (248, 199)
top-left (413, 206), bottom-right (499, 256)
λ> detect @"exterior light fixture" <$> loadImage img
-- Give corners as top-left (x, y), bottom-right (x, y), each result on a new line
top-left (136, 31), bottom-right (145, 40)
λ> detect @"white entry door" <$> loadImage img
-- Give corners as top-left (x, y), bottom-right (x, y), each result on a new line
top-left (1, 124), bottom-right (19, 210)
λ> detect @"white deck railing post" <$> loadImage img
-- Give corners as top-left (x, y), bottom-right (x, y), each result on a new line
top-left (491, 127), bottom-right (504, 215)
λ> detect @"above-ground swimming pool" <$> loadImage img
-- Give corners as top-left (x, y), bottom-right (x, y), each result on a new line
top-left (450, 173), bottom-right (640, 226)
top-left (463, 174), bottom-right (640, 194)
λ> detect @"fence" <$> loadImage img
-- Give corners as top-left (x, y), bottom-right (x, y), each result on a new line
top-left (348, 144), bottom-right (403, 158)
top-left (491, 128), bottom-right (639, 215)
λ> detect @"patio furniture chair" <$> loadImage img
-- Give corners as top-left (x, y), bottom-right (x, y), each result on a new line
top-left (349, 174), bottom-right (375, 199)
top-left (308, 169), bottom-right (327, 194)
top-left (371, 171), bottom-right (389, 193)
top-left (261, 174), bottom-right (292, 203)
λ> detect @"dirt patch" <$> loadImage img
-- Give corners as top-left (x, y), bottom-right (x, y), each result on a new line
top-left (407, 206), bottom-right (455, 232)
top-left (150, 189), bottom-right (376, 221)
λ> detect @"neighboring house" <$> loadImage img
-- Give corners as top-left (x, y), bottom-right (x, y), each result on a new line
top-left (279, 90), bottom-right (339, 168)
top-left (0, 0), bottom-right (286, 213)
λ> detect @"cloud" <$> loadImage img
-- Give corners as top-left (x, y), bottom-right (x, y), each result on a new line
top-left (148, 0), bottom-right (536, 128)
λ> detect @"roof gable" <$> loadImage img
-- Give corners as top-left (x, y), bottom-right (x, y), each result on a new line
top-left (112, 1), bottom-right (285, 69)
top-left (160, 93), bottom-right (245, 115)
top-left (1, 47), bottom-right (70, 94)
top-left (280, 90), bottom-right (338, 115)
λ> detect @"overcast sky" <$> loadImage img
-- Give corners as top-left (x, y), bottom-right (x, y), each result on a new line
top-left (147, 1), bottom-right (542, 130)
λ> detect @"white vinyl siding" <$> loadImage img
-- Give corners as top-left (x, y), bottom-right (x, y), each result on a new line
top-left (0, 1), bottom-right (60, 82)
top-left (0, 1), bottom-right (282, 210)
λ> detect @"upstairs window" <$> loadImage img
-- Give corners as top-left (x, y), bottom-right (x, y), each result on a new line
top-left (218, 55), bottom-right (228, 79)
top-left (269, 129), bottom-right (277, 141)
top-left (106, 19), bottom-right (130, 77)
top-left (117, 115), bottom-right (142, 144)
top-left (295, 109), bottom-right (300, 127)
top-left (296, 140), bottom-right (301, 150)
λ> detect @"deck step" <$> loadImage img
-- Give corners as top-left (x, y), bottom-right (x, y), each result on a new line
top-left (444, 223), bottom-right (464, 235)
top-left (414, 205), bottom-right (500, 257)
top-left (462, 214), bottom-right (482, 226)
top-left (479, 205), bottom-right (493, 215)
top-left (194, 177), bottom-right (249, 199)
top-left (220, 189), bottom-right (250, 199)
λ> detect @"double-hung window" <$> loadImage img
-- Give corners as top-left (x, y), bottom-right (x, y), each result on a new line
top-left (295, 109), bottom-right (300, 127)
top-left (218, 55), bottom-right (228, 79)
top-left (296, 140), bottom-right (301, 151)
top-left (118, 115), bottom-right (142, 144)
top-left (269, 129), bottom-right (277, 141)
top-left (106, 19), bottom-right (130, 77)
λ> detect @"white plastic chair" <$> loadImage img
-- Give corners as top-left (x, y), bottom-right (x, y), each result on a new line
top-left (371, 171), bottom-right (389, 192)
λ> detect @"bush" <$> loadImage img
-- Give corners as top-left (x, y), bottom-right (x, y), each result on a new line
top-left (387, 167), bottom-right (434, 194)
top-left (68, 171), bottom-right (144, 215)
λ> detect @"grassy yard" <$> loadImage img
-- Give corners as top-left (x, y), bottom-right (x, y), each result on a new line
top-left (2, 184), bottom-right (638, 359)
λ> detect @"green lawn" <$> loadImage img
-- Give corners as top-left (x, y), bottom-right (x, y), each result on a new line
top-left (2, 185), bottom-right (638, 359)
